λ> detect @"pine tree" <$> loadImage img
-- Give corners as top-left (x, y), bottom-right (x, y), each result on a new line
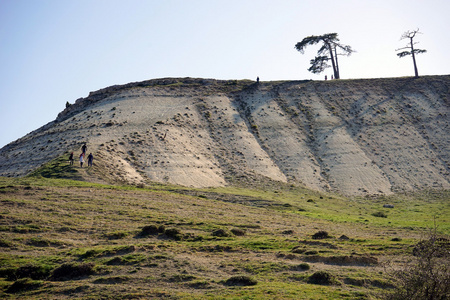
top-left (295, 33), bottom-right (354, 79)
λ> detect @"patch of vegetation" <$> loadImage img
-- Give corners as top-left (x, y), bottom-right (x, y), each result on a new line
top-left (312, 230), bottom-right (331, 239)
top-left (0, 176), bottom-right (448, 299)
top-left (372, 211), bottom-right (388, 218)
top-left (164, 228), bottom-right (182, 240)
top-left (224, 275), bottom-right (257, 286)
top-left (308, 271), bottom-right (339, 285)
top-left (291, 263), bottom-right (310, 271)
top-left (6, 278), bottom-right (43, 294)
top-left (384, 230), bottom-right (450, 299)
top-left (7, 264), bottom-right (53, 281)
top-left (212, 228), bottom-right (230, 237)
top-left (230, 228), bottom-right (246, 236)
top-left (139, 224), bottom-right (165, 237)
top-left (28, 154), bottom-right (83, 180)
top-left (50, 262), bottom-right (96, 281)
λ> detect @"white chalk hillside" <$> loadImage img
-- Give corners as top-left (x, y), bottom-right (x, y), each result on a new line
top-left (0, 76), bottom-right (449, 195)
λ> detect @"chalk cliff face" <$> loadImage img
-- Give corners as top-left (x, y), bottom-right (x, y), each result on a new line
top-left (0, 76), bottom-right (449, 195)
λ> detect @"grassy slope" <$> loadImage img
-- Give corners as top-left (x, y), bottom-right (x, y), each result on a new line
top-left (0, 157), bottom-right (448, 299)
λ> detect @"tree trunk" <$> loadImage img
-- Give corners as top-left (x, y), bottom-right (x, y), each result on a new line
top-left (327, 43), bottom-right (339, 79)
top-left (410, 37), bottom-right (419, 77)
top-left (334, 46), bottom-right (340, 79)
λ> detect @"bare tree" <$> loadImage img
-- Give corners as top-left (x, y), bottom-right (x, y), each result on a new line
top-left (396, 29), bottom-right (427, 78)
top-left (294, 33), bottom-right (354, 79)
top-left (384, 221), bottom-right (450, 300)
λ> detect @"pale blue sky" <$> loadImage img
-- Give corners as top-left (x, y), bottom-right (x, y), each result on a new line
top-left (1, 0), bottom-right (449, 148)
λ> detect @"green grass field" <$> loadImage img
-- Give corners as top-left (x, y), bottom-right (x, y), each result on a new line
top-left (0, 156), bottom-right (448, 299)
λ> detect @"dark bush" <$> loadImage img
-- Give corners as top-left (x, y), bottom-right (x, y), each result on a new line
top-left (9, 264), bottom-right (52, 280)
top-left (165, 228), bottom-right (182, 240)
top-left (308, 271), bottom-right (337, 285)
top-left (0, 268), bottom-right (16, 280)
top-left (50, 262), bottom-right (96, 281)
top-left (385, 233), bottom-right (450, 299)
top-left (212, 229), bottom-right (230, 237)
top-left (312, 231), bottom-right (331, 239)
top-left (140, 225), bottom-right (165, 236)
top-left (292, 263), bottom-right (310, 271)
top-left (231, 228), bottom-right (246, 236)
top-left (413, 237), bottom-right (449, 258)
top-left (372, 211), bottom-right (388, 218)
top-left (6, 278), bottom-right (43, 293)
top-left (224, 275), bottom-right (257, 286)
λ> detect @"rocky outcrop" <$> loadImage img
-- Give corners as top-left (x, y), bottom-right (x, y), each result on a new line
top-left (0, 76), bottom-right (448, 195)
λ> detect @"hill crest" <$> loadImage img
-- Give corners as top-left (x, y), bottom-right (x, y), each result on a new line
top-left (0, 76), bottom-right (449, 195)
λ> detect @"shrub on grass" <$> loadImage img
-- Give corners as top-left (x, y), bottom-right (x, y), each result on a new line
top-left (6, 278), bottom-right (43, 293)
top-left (312, 231), bottom-right (331, 239)
top-left (308, 271), bottom-right (338, 285)
top-left (230, 228), bottom-right (246, 236)
top-left (0, 268), bottom-right (16, 280)
top-left (372, 211), bottom-right (388, 218)
top-left (9, 264), bottom-right (53, 280)
top-left (165, 228), bottom-right (182, 240)
top-left (385, 232), bottom-right (450, 300)
top-left (140, 225), bottom-right (165, 236)
top-left (224, 275), bottom-right (257, 286)
top-left (212, 229), bottom-right (230, 237)
top-left (50, 262), bottom-right (96, 281)
top-left (291, 263), bottom-right (310, 271)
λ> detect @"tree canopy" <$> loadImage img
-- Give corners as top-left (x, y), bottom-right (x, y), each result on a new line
top-left (295, 33), bottom-right (354, 79)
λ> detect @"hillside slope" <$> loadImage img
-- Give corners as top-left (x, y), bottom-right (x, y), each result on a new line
top-left (0, 76), bottom-right (449, 195)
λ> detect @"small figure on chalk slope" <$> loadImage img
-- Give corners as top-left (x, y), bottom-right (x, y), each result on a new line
top-left (69, 152), bottom-right (74, 165)
top-left (81, 144), bottom-right (87, 156)
top-left (87, 153), bottom-right (94, 167)
top-left (79, 153), bottom-right (84, 168)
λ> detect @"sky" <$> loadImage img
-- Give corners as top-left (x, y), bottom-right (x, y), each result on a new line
top-left (0, 0), bottom-right (449, 148)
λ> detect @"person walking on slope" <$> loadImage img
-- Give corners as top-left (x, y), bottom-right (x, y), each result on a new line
top-left (79, 153), bottom-right (84, 168)
top-left (87, 153), bottom-right (94, 167)
top-left (81, 144), bottom-right (87, 156)
top-left (69, 152), bottom-right (74, 165)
